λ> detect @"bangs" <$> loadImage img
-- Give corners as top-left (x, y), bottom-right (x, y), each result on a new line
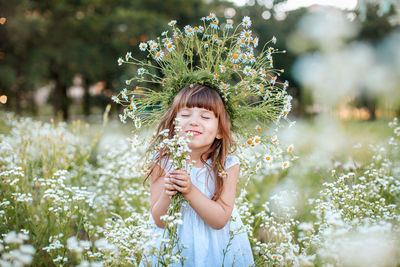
top-left (175, 85), bottom-right (224, 117)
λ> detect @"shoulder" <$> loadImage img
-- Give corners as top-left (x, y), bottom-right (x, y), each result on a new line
top-left (225, 155), bottom-right (240, 170)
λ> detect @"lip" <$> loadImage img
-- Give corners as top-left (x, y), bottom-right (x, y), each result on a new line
top-left (186, 130), bottom-right (202, 136)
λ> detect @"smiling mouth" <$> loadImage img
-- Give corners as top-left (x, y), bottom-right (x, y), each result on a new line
top-left (186, 130), bottom-right (202, 136)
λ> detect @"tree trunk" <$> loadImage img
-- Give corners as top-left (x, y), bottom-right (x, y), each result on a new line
top-left (14, 86), bottom-right (22, 115)
top-left (28, 90), bottom-right (38, 116)
top-left (367, 101), bottom-right (376, 121)
top-left (14, 65), bottom-right (24, 115)
top-left (83, 77), bottom-right (90, 117)
top-left (52, 70), bottom-right (69, 121)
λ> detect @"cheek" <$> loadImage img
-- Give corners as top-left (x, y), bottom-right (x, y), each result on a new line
top-left (176, 116), bottom-right (187, 126)
top-left (210, 121), bottom-right (219, 135)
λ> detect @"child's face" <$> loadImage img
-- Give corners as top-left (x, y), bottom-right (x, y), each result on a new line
top-left (176, 106), bottom-right (221, 151)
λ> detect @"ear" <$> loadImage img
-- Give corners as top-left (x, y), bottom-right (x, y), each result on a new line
top-left (216, 132), bottom-right (222, 139)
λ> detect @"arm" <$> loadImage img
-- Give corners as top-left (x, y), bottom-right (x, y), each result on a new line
top-left (149, 164), bottom-right (177, 228)
top-left (169, 163), bottom-right (239, 230)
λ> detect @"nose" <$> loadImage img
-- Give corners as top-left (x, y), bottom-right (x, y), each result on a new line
top-left (189, 114), bottom-right (200, 126)
top-left (189, 120), bottom-right (199, 126)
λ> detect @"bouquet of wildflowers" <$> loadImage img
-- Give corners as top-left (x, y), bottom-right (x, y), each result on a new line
top-left (155, 118), bottom-right (193, 265)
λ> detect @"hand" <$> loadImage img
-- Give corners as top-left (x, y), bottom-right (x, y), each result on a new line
top-left (164, 172), bottom-right (178, 197)
top-left (168, 169), bottom-right (193, 196)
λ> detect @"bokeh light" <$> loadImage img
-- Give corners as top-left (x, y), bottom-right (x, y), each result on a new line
top-left (0, 95), bottom-right (7, 104)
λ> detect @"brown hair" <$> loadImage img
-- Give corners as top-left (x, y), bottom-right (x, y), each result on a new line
top-left (146, 84), bottom-right (235, 201)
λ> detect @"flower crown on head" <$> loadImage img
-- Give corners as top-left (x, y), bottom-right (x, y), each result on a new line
top-left (113, 12), bottom-right (292, 133)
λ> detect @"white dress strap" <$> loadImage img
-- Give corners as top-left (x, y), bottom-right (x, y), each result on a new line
top-left (225, 155), bottom-right (239, 170)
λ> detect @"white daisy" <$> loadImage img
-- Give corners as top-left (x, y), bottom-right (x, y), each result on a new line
top-left (210, 20), bottom-right (219, 29)
top-left (162, 37), bottom-right (172, 45)
top-left (184, 25), bottom-right (195, 36)
top-left (263, 154), bottom-right (272, 163)
top-left (139, 42), bottom-right (147, 51)
top-left (242, 16), bottom-right (252, 28)
top-left (283, 80), bottom-right (289, 90)
top-left (119, 114), bottom-right (127, 124)
top-left (166, 43), bottom-right (175, 52)
top-left (121, 88), bottom-right (128, 101)
top-left (259, 68), bottom-right (267, 77)
top-left (225, 19), bottom-right (233, 29)
top-left (219, 83), bottom-right (230, 90)
top-left (253, 36), bottom-right (259, 47)
top-left (154, 50), bottom-right (164, 61)
top-left (282, 161), bottom-right (289, 169)
top-left (240, 30), bottom-right (252, 41)
top-left (270, 76), bottom-right (277, 85)
top-left (243, 66), bottom-right (251, 75)
top-left (206, 13), bottom-right (216, 21)
top-left (137, 68), bottom-right (145, 76)
top-left (117, 57), bottom-right (124, 66)
top-left (219, 65), bottom-right (227, 73)
top-left (230, 52), bottom-right (240, 63)
top-left (125, 52), bottom-right (132, 61)
top-left (246, 52), bottom-right (256, 64)
top-left (148, 40), bottom-right (158, 51)
top-left (111, 96), bottom-right (120, 103)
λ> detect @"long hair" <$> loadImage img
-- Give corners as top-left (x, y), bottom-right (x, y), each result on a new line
top-left (146, 84), bottom-right (235, 201)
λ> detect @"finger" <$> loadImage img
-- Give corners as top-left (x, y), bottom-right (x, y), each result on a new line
top-left (170, 178), bottom-right (187, 187)
top-left (169, 173), bottom-right (190, 181)
top-left (164, 177), bottom-right (173, 185)
top-left (164, 183), bottom-right (175, 190)
top-left (165, 189), bottom-right (177, 196)
top-left (170, 169), bottom-right (188, 175)
top-left (173, 184), bottom-right (187, 193)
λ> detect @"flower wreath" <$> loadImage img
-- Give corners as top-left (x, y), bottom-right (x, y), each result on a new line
top-left (113, 13), bottom-right (292, 133)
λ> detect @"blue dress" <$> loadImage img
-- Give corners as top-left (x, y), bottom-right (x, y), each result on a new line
top-left (142, 156), bottom-right (254, 267)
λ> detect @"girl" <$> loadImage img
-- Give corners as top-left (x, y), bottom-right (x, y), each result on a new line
top-left (145, 84), bottom-right (254, 266)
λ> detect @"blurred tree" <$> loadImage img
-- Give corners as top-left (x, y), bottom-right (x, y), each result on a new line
top-left (357, 2), bottom-right (396, 44)
top-left (0, 0), bottom-right (48, 115)
top-left (0, 0), bottom-right (216, 119)
top-left (354, 2), bottom-right (398, 120)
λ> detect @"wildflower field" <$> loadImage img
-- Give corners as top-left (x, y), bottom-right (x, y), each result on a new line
top-left (0, 110), bottom-right (399, 266)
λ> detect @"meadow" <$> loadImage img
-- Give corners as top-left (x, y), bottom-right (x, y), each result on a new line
top-left (0, 110), bottom-right (399, 266)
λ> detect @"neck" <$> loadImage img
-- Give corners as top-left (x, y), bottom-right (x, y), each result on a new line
top-left (189, 148), bottom-right (210, 167)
